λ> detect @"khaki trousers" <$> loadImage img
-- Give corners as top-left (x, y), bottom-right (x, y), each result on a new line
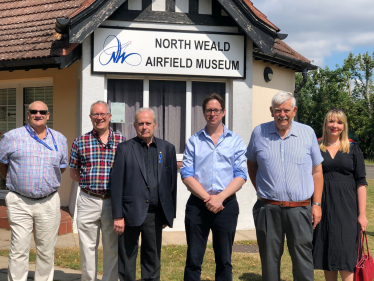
top-left (77, 190), bottom-right (118, 281)
top-left (6, 191), bottom-right (61, 281)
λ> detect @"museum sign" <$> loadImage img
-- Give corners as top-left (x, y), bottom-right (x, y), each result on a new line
top-left (92, 27), bottom-right (246, 78)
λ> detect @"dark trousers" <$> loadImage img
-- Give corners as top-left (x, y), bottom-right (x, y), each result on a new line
top-left (118, 211), bottom-right (164, 281)
top-left (253, 199), bottom-right (314, 281)
top-left (184, 194), bottom-right (239, 281)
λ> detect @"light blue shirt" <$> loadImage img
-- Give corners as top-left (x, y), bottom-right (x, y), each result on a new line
top-left (180, 125), bottom-right (247, 195)
top-left (0, 125), bottom-right (68, 198)
top-left (246, 121), bottom-right (323, 201)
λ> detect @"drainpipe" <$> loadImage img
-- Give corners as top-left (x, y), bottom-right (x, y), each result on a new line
top-left (294, 67), bottom-right (309, 121)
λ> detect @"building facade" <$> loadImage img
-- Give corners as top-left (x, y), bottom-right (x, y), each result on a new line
top-left (0, 0), bottom-right (316, 232)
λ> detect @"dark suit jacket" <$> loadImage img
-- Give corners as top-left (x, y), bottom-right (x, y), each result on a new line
top-left (110, 136), bottom-right (177, 227)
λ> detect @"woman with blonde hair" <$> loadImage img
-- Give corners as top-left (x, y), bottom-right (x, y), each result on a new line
top-left (313, 108), bottom-right (367, 281)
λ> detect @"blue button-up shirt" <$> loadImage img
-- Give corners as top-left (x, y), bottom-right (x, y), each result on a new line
top-left (0, 125), bottom-right (68, 198)
top-left (246, 121), bottom-right (323, 201)
top-left (180, 125), bottom-right (247, 195)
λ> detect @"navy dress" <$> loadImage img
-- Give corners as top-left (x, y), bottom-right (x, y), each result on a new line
top-left (313, 143), bottom-right (367, 272)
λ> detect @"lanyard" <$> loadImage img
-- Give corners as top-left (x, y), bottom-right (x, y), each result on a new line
top-left (25, 125), bottom-right (58, 152)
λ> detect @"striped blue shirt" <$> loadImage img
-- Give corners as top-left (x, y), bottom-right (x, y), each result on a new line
top-left (180, 124), bottom-right (247, 195)
top-left (0, 125), bottom-right (68, 198)
top-left (246, 121), bottom-right (323, 201)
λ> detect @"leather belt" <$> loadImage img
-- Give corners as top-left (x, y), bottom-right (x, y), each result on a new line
top-left (223, 194), bottom-right (236, 204)
top-left (81, 188), bottom-right (110, 199)
top-left (258, 197), bottom-right (310, 207)
top-left (11, 190), bottom-right (57, 200)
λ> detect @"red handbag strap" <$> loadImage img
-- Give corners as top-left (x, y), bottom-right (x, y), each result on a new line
top-left (357, 230), bottom-right (362, 264)
top-left (364, 231), bottom-right (370, 256)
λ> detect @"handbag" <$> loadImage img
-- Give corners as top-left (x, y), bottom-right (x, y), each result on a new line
top-left (355, 230), bottom-right (374, 281)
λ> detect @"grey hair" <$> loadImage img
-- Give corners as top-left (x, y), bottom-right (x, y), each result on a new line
top-left (28, 101), bottom-right (49, 112)
top-left (271, 91), bottom-right (296, 108)
top-left (134, 107), bottom-right (157, 124)
top-left (90, 100), bottom-right (110, 115)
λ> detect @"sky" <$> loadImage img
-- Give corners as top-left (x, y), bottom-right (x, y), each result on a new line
top-left (252, 0), bottom-right (374, 69)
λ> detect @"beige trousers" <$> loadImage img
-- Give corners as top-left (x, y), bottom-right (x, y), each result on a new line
top-left (77, 190), bottom-right (118, 281)
top-left (6, 191), bottom-right (60, 281)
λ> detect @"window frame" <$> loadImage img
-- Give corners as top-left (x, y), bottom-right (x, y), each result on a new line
top-left (0, 78), bottom-right (53, 197)
top-left (105, 75), bottom-right (231, 161)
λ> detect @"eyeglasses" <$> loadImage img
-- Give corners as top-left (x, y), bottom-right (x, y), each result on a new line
top-left (204, 109), bottom-right (223, 115)
top-left (29, 110), bottom-right (48, 115)
top-left (91, 113), bottom-right (111, 118)
top-left (329, 108), bottom-right (346, 113)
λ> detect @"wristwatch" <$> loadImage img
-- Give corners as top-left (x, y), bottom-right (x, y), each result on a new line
top-left (312, 202), bottom-right (321, 206)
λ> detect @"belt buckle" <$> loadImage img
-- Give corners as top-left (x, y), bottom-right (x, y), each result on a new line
top-left (279, 201), bottom-right (284, 207)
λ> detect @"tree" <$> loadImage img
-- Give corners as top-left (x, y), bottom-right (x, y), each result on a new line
top-left (296, 52), bottom-right (374, 158)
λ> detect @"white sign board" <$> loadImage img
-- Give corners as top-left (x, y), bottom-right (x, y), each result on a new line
top-left (111, 102), bottom-right (125, 123)
top-left (92, 27), bottom-right (246, 78)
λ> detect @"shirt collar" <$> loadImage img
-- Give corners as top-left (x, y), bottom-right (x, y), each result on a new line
top-left (92, 128), bottom-right (114, 147)
top-left (199, 123), bottom-right (232, 138)
top-left (26, 124), bottom-right (49, 137)
top-left (136, 136), bottom-right (157, 147)
top-left (92, 128), bottom-right (113, 140)
top-left (269, 120), bottom-right (298, 138)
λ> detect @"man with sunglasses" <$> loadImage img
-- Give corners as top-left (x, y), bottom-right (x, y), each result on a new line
top-left (0, 101), bottom-right (68, 281)
top-left (69, 100), bottom-right (125, 281)
top-left (181, 93), bottom-right (247, 281)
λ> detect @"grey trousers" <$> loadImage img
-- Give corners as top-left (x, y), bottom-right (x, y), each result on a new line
top-left (253, 200), bottom-right (314, 281)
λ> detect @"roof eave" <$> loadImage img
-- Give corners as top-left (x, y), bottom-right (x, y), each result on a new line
top-left (0, 45), bottom-right (82, 72)
top-left (217, 0), bottom-right (276, 54)
top-left (68, 0), bottom-right (127, 44)
top-left (253, 50), bottom-right (317, 72)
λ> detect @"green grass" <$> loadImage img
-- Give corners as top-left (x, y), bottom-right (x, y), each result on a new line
top-left (365, 159), bottom-right (374, 165)
top-left (1, 180), bottom-right (374, 280)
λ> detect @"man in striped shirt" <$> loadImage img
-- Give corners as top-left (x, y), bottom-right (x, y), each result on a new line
top-left (246, 91), bottom-right (324, 281)
top-left (69, 101), bottom-right (125, 281)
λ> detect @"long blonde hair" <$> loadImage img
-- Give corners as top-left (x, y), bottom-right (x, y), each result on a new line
top-left (319, 109), bottom-right (350, 153)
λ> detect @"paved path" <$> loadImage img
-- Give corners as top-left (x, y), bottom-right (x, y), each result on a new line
top-left (0, 228), bottom-right (256, 281)
top-left (366, 165), bottom-right (374, 180)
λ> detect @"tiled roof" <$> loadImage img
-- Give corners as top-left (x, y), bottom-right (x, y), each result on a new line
top-left (274, 40), bottom-right (311, 64)
top-left (0, 0), bottom-right (311, 68)
top-left (0, 0), bottom-right (86, 61)
top-left (242, 0), bottom-right (280, 32)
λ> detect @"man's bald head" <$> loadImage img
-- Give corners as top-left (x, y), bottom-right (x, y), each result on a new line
top-left (28, 101), bottom-right (48, 112)
top-left (27, 101), bottom-right (50, 131)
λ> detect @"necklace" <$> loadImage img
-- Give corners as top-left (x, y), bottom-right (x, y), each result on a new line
top-left (328, 141), bottom-right (340, 146)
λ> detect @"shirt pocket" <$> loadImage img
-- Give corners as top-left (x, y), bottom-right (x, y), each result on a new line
top-left (290, 148), bottom-right (307, 165)
top-left (45, 151), bottom-right (62, 167)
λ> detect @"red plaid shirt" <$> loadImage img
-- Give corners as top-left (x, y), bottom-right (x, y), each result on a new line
top-left (69, 128), bottom-right (125, 193)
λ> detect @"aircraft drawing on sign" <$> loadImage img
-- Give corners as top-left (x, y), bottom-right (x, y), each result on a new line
top-left (99, 35), bottom-right (142, 66)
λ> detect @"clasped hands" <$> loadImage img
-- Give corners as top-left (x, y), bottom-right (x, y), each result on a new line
top-left (204, 194), bottom-right (224, 214)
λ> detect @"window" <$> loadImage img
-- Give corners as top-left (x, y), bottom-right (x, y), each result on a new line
top-left (0, 80), bottom-right (53, 192)
top-left (107, 78), bottom-right (229, 159)
top-left (0, 88), bottom-right (16, 141)
top-left (24, 87), bottom-right (54, 128)
top-left (191, 82), bottom-right (225, 135)
top-left (149, 80), bottom-right (186, 153)
top-left (108, 79), bottom-right (143, 139)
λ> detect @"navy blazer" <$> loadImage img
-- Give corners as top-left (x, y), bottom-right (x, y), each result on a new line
top-left (110, 136), bottom-right (177, 227)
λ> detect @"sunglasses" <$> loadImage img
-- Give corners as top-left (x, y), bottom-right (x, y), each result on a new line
top-left (29, 110), bottom-right (48, 115)
top-left (329, 108), bottom-right (346, 113)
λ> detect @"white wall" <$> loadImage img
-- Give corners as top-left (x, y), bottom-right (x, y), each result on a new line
top-left (71, 35), bottom-right (106, 232)
top-left (231, 37), bottom-right (257, 230)
top-left (73, 29), bottom-right (258, 232)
